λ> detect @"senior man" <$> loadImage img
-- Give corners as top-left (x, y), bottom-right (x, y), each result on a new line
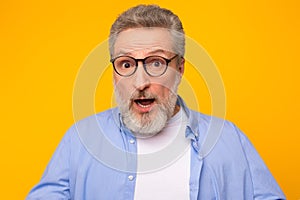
top-left (27, 4), bottom-right (285, 200)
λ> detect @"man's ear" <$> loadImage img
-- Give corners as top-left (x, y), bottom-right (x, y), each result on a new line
top-left (178, 57), bottom-right (185, 75)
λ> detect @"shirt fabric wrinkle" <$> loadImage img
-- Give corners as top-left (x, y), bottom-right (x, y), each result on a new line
top-left (26, 96), bottom-right (286, 200)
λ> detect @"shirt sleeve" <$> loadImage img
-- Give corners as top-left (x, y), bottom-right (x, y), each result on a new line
top-left (234, 125), bottom-right (286, 200)
top-left (26, 127), bottom-right (73, 200)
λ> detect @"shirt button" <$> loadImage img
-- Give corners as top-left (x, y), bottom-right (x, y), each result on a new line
top-left (128, 175), bottom-right (134, 181)
top-left (129, 139), bottom-right (135, 144)
top-left (192, 141), bottom-right (197, 148)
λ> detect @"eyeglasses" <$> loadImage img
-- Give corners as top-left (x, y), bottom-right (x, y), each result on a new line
top-left (110, 55), bottom-right (178, 77)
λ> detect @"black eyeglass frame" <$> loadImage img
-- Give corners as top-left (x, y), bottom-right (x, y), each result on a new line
top-left (110, 54), bottom-right (179, 77)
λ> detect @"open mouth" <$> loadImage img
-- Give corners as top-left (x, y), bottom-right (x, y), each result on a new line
top-left (134, 98), bottom-right (155, 108)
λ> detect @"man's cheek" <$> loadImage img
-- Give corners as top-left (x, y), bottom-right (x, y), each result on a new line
top-left (151, 79), bottom-right (175, 94)
top-left (118, 87), bottom-right (130, 100)
top-left (116, 80), bottom-right (134, 99)
top-left (152, 71), bottom-right (179, 89)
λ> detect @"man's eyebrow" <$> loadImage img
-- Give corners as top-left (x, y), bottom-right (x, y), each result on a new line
top-left (115, 49), bottom-right (171, 57)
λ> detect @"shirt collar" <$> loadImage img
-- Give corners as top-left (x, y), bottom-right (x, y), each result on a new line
top-left (176, 96), bottom-right (199, 141)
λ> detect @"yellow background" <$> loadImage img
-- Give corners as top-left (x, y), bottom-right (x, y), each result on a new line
top-left (1, 0), bottom-right (299, 199)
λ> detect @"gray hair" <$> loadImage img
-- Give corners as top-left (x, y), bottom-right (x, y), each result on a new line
top-left (109, 4), bottom-right (185, 58)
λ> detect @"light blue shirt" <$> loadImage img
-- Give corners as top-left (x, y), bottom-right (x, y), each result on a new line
top-left (27, 97), bottom-right (285, 199)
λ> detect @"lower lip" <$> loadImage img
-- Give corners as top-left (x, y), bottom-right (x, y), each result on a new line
top-left (133, 101), bottom-right (155, 113)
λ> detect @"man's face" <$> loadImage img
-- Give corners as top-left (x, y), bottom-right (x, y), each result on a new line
top-left (112, 28), bottom-right (184, 137)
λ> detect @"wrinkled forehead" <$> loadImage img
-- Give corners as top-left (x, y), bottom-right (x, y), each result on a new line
top-left (113, 28), bottom-right (175, 57)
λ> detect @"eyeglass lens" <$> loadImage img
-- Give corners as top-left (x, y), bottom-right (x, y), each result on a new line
top-left (113, 56), bottom-right (168, 77)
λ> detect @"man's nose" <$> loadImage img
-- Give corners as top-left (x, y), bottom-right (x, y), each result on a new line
top-left (133, 61), bottom-right (150, 90)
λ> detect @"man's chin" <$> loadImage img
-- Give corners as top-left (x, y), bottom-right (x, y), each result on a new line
top-left (123, 109), bottom-right (167, 138)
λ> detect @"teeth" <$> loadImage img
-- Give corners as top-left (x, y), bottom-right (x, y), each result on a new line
top-left (137, 102), bottom-right (151, 108)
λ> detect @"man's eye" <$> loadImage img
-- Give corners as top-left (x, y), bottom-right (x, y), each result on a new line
top-left (121, 62), bottom-right (132, 68)
top-left (151, 60), bottom-right (164, 67)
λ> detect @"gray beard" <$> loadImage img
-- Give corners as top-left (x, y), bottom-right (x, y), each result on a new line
top-left (114, 77), bottom-right (180, 138)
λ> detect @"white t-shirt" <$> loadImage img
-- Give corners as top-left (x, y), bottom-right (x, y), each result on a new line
top-left (134, 108), bottom-right (190, 200)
